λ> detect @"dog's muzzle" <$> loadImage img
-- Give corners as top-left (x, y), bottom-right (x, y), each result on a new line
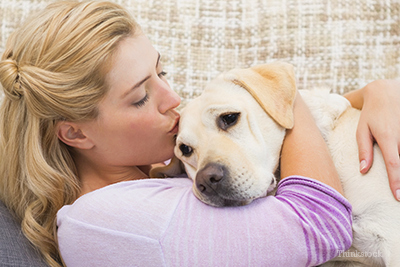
top-left (195, 163), bottom-right (251, 207)
top-left (196, 163), bottom-right (226, 194)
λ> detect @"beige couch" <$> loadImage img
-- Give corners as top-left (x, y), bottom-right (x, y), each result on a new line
top-left (0, 0), bottom-right (399, 266)
top-left (1, 0), bottom-right (400, 106)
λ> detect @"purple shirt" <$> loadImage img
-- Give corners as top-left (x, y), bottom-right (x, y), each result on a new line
top-left (57, 176), bottom-right (352, 266)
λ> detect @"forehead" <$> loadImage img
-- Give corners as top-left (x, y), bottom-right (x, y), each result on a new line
top-left (108, 34), bottom-right (155, 79)
top-left (101, 34), bottom-right (157, 107)
top-left (182, 80), bottom-right (251, 116)
top-left (178, 81), bottom-right (252, 134)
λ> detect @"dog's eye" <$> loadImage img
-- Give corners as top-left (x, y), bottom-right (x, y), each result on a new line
top-left (218, 112), bottom-right (240, 130)
top-left (179, 144), bottom-right (193, 157)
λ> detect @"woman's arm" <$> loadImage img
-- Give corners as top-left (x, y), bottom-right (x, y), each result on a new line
top-left (344, 80), bottom-right (400, 201)
top-left (57, 177), bottom-right (352, 267)
top-left (280, 92), bottom-right (344, 195)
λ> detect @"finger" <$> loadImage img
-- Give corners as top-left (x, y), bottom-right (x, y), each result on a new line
top-left (377, 139), bottom-right (400, 201)
top-left (356, 122), bottom-right (374, 174)
top-left (388, 169), bottom-right (400, 202)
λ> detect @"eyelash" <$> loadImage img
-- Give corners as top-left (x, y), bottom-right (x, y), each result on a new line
top-left (133, 71), bottom-right (167, 108)
top-left (133, 93), bottom-right (149, 108)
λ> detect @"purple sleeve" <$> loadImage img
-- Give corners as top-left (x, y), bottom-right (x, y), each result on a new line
top-left (57, 176), bottom-right (352, 267)
top-left (275, 176), bottom-right (353, 265)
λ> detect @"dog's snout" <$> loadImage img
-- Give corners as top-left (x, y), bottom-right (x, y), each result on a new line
top-left (196, 163), bottom-right (226, 195)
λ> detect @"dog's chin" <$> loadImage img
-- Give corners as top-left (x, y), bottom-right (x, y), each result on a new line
top-left (202, 196), bottom-right (254, 207)
top-left (192, 189), bottom-right (255, 207)
top-left (190, 174), bottom-right (277, 207)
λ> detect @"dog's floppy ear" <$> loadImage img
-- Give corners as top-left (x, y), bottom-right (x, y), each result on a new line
top-left (149, 156), bottom-right (185, 178)
top-left (226, 62), bottom-right (297, 129)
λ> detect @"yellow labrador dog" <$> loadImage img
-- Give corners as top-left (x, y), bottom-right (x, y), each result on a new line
top-left (151, 62), bottom-right (400, 267)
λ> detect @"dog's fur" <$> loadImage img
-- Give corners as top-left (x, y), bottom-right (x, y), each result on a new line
top-left (150, 62), bottom-right (400, 266)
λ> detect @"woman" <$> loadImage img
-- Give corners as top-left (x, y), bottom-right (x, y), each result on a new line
top-left (0, 1), bottom-right (398, 266)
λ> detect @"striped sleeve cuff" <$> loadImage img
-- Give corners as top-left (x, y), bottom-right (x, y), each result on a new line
top-left (275, 176), bottom-right (353, 266)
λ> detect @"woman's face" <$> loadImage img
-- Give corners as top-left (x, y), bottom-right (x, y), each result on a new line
top-left (80, 34), bottom-right (181, 167)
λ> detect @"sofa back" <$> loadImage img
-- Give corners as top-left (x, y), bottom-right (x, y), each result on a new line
top-left (0, 0), bottom-right (399, 107)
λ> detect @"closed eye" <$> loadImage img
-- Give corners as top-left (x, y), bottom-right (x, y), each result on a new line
top-left (133, 93), bottom-right (149, 108)
top-left (132, 71), bottom-right (165, 108)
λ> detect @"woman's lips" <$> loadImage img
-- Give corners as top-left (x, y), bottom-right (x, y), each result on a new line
top-left (169, 117), bottom-right (180, 134)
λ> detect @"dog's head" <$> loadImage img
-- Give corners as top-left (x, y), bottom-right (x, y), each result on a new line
top-left (151, 62), bottom-right (297, 206)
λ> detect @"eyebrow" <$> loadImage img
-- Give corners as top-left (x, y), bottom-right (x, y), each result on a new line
top-left (121, 52), bottom-right (161, 99)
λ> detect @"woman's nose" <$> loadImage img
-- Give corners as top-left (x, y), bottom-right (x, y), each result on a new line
top-left (158, 80), bottom-right (181, 113)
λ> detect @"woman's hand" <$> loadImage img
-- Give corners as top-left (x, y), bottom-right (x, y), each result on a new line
top-left (344, 80), bottom-right (400, 201)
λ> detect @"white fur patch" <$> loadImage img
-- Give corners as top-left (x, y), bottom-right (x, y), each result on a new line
top-left (300, 88), bottom-right (350, 141)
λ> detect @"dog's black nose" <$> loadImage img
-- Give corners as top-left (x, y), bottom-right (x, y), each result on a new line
top-left (196, 163), bottom-right (226, 195)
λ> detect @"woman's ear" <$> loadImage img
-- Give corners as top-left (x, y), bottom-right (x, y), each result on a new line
top-left (57, 121), bottom-right (95, 149)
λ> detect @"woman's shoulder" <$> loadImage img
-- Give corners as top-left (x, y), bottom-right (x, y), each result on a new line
top-left (67, 177), bottom-right (194, 207)
top-left (57, 177), bottom-right (193, 238)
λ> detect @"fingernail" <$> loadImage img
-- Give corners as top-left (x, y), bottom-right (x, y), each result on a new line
top-left (396, 189), bottom-right (400, 201)
top-left (360, 160), bottom-right (367, 172)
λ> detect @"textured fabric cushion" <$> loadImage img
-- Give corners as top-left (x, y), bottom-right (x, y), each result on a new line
top-left (0, 0), bottom-right (399, 107)
top-left (0, 200), bottom-right (48, 266)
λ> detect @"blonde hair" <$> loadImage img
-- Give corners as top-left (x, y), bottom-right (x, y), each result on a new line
top-left (0, 1), bottom-right (139, 266)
